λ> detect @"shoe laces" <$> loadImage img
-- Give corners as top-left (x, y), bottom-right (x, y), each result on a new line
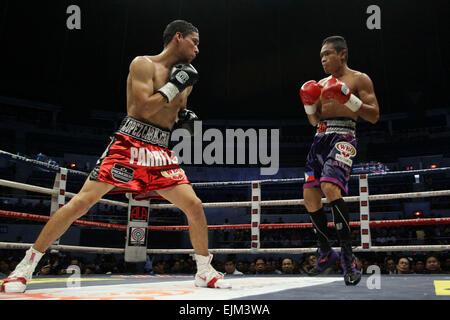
top-left (10, 259), bottom-right (34, 279)
top-left (199, 264), bottom-right (224, 281)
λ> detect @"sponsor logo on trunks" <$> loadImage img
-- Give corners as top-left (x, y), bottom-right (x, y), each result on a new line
top-left (304, 171), bottom-right (315, 182)
top-left (111, 163), bottom-right (134, 183)
top-left (130, 147), bottom-right (178, 167)
top-left (334, 142), bottom-right (356, 167)
top-left (335, 142), bottom-right (357, 157)
top-left (317, 122), bottom-right (327, 133)
top-left (119, 117), bottom-right (170, 148)
top-left (161, 168), bottom-right (186, 181)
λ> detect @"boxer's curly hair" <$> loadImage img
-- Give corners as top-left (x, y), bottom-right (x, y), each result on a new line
top-left (322, 35), bottom-right (348, 62)
top-left (163, 20), bottom-right (198, 47)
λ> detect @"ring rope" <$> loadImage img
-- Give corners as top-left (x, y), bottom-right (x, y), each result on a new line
top-left (0, 179), bottom-right (128, 208)
top-left (1, 178), bottom-right (449, 209)
top-left (0, 242), bottom-right (448, 254)
top-left (1, 150), bottom-right (449, 256)
top-left (1, 210), bottom-right (449, 231)
top-left (2, 149), bottom-right (449, 187)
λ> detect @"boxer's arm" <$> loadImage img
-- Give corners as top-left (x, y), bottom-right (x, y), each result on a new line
top-left (179, 86), bottom-right (193, 111)
top-left (129, 56), bottom-right (167, 118)
top-left (303, 79), bottom-right (326, 127)
top-left (355, 73), bottom-right (380, 124)
top-left (306, 100), bottom-right (321, 127)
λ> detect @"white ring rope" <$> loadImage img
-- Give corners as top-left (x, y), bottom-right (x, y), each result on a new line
top-left (2, 148), bottom-right (450, 187)
top-left (0, 242), bottom-right (448, 254)
top-left (0, 178), bottom-right (128, 208)
top-left (1, 178), bottom-right (450, 209)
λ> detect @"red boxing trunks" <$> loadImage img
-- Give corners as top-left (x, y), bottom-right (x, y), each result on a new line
top-left (89, 116), bottom-right (190, 200)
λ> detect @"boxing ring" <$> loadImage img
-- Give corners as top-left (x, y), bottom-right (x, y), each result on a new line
top-left (0, 149), bottom-right (449, 300)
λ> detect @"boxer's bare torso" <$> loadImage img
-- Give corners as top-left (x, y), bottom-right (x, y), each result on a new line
top-left (317, 70), bottom-right (364, 121)
top-left (306, 41), bottom-right (379, 127)
top-left (126, 55), bottom-right (192, 130)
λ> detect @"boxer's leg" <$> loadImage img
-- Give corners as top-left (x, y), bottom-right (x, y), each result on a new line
top-left (320, 182), bottom-right (351, 243)
top-left (321, 181), bottom-right (361, 285)
top-left (2, 179), bottom-right (114, 293)
top-left (304, 187), bottom-right (331, 252)
top-left (303, 187), bottom-right (339, 275)
top-left (157, 183), bottom-right (208, 256)
top-left (157, 183), bottom-right (231, 288)
top-left (34, 179), bottom-right (115, 252)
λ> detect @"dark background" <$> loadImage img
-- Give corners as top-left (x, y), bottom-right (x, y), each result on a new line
top-left (0, 0), bottom-right (449, 121)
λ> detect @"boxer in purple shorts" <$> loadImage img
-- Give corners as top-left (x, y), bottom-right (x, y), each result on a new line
top-left (299, 36), bottom-right (380, 285)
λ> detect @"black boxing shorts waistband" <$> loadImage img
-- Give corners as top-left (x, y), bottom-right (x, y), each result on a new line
top-left (117, 116), bottom-right (171, 148)
top-left (315, 118), bottom-right (356, 136)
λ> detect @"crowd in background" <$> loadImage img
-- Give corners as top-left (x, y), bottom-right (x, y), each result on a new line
top-left (1, 249), bottom-right (448, 279)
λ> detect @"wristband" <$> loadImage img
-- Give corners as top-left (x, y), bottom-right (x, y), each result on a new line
top-left (344, 94), bottom-right (363, 112)
top-left (157, 82), bottom-right (179, 103)
top-left (304, 104), bottom-right (317, 115)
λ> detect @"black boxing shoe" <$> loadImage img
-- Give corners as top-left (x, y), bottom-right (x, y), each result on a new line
top-left (340, 243), bottom-right (361, 286)
top-left (308, 248), bottom-right (339, 276)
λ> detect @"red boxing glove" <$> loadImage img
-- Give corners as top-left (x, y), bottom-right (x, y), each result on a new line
top-left (321, 77), bottom-right (362, 112)
top-left (300, 80), bottom-right (322, 115)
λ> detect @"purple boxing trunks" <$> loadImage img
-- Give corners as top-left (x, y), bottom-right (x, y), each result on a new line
top-left (303, 118), bottom-right (357, 195)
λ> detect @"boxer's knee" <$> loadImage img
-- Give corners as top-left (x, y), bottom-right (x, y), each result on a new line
top-left (320, 182), bottom-right (341, 202)
top-left (303, 187), bottom-right (322, 212)
top-left (66, 193), bottom-right (98, 219)
top-left (182, 196), bottom-right (204, 219)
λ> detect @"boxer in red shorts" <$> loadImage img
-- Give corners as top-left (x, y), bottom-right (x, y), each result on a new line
top-left (89, 115), bottom-right (190, 200)
top-left (2, 20), bottom-right (231, 293)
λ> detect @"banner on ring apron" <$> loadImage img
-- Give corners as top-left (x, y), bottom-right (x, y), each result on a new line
top-left (124, 193), bottom-right (150, 262)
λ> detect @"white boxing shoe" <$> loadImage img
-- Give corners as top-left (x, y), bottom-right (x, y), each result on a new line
top-left (1, 247), bottom-right (43, 293)
top-left (194, 253), bottom-right (232, 289)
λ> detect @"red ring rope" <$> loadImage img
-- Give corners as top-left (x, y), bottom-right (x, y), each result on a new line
top-left (1, 210), bottom-right (449, 231)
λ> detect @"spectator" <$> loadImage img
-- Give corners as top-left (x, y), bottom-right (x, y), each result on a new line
top-left (171, 260), bottom-right (183, 274)
top-left (224, 259), bottom-right (243, 276)
top-left (329, 259), bottom-right (342, 274)
top-left (248, 262), bottom-right (256, 274)
top-left (412, 259), bottom-right (425, 274)
top-left (254, 257), bottom-right (266, 275)
top-left (83, 265), bottom-right (96, 275)
top-left (383, 257), bottom-right (396, 274)
top-left (59, 257), bottom-right (82, 275)
top-left (443, 257), bottom-right (450, 273)
top-left (281, 258), bottom-right (295, 274)
top-left (37, 263), bottom-right (53, 276)
top-left (264, 259), bottom-right (275, 274)
top-left (144, 255), bottom-right (153, 273)
top-left (396, 257), bottom-right (411, 274)
top-left (181, 256), bottom-right (195, 274)
top-left (299, 254), bottom-right (317, 274)
top-left (271, 259), bottom-right (282, 274)
top-left (236, 260), bottom-right (249, 274)
top-left (37, 254), bottom-right (62, 275)
top-left (425, 255), bottom-right (442, 274)
top-left (152, 260), bottom-right (165, 274)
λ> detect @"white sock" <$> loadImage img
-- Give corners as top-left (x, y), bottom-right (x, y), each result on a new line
top-left (195, 253), bottom-right (212, 269)
top-left (25, 246), bottom-right (44, 265)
